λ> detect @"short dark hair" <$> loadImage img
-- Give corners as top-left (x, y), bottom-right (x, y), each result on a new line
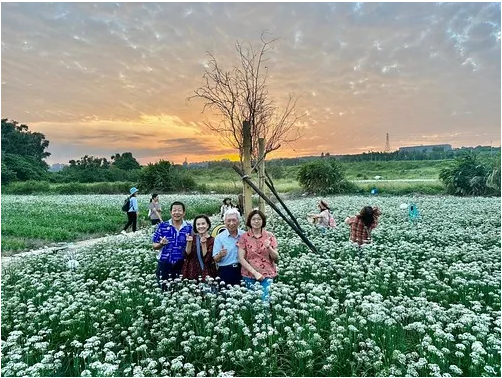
top-left (246, 209), bottom-right (267, 229)
top-left (193, 214), bottom-right (211, 232)
top-left (170, 201), bottom-right (186, 212)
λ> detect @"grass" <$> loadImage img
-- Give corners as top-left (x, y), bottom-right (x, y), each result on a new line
top-left (1, 195), bottom-right (222, 254)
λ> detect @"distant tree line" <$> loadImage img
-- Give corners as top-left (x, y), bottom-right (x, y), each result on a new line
top-left (1, 118), bottom-right (195, 193)
top-left (2, 118), bottom-right (499, 196)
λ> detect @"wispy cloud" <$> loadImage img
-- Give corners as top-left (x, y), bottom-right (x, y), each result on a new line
top-left (1, 2), bottom-right (500, 164)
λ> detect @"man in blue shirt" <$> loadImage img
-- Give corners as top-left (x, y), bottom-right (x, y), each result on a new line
top-left (152, 201), bottom-right (192, 290)
top-left (213, 208), bottom-right (245, 287)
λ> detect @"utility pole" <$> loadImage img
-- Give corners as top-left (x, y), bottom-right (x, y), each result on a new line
top-left (385, 133), bottom-right (390, 152)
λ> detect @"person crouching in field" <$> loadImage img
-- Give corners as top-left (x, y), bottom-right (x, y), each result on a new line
top-left (152, 201), bottom-right (192, 290)
top-left (182, 214), bottom-right (217, 281)
top-left (148, 193), bottom-right (162, 225)
top-left (308, 199), bottom-right (336, 231)
top-left (345, 206), bottom-right (381, 246)
top-left (213, 208), bottom-right (245, 287)
top-left (238, 210), bottom-right (279, 302)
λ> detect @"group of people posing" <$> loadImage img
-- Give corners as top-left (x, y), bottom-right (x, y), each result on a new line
top-left (151, 201), bottom-right (278, 301)
top-left (121, 187), bottom-right (381, 299)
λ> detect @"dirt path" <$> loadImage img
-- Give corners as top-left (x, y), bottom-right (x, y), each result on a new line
top-left (1, 234), bottom-right (125, 268)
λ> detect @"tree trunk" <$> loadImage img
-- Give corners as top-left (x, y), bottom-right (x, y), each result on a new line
top-left (258, 138), bottom-right (266, 214)
top-left (242, 121), bottom-right (253, 219)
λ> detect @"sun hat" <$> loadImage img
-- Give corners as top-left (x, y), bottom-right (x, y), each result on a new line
top-left (319, 200), bottom-right (330, 210)
top-left (130, 187), bottom-right (139, 195)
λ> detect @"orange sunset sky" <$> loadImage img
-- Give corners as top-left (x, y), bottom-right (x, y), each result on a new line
top-left (2, 2), bottom-right (501, 165)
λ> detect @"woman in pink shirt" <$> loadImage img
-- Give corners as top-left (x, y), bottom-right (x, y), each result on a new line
top-left (237, 209), bottom-right (279, 302)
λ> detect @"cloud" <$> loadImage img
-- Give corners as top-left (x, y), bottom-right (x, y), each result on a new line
top-left (1, 2), bottom-right (500, 163)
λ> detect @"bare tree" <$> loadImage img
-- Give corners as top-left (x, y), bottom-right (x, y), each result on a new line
top-left (188, 32), bottom-right (303, 168)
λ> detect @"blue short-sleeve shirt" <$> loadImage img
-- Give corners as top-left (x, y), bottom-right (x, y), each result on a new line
top-left (213, 229), bottom-right (244, 266)
top-left (152, 219), bottom-right (193, 263)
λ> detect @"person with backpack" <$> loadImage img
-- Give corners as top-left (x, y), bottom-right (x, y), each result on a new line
top-left (308, 200), bottom-right (337, 230)
top-left (121, 187), bottom-right (139, 234)
top-left (345, 206), bottom-right (381, 246)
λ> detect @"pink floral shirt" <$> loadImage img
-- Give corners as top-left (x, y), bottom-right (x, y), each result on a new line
top-left (237, 230), bottom-right (278, 278)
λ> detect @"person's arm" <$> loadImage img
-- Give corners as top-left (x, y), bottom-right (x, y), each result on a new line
top-left (238, 247), bottom-right (264, 281)
top-left (153, 236), bottom-right (168, 250)
top-left (185, 235), bottom-right (194, 255)
top-left (212, 237), bottom-right (227, 262)
top-left (200, 235), bottom-right (213, 257)
top-left (264, 234), bottom-right (279, 262)
top-left (345, 216), bottom-right (355, 225)
top-left (153, 204), bottom-right (162, 221)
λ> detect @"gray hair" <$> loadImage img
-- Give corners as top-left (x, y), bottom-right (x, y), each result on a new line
top-left (223, 208), bottom-right (240, 221)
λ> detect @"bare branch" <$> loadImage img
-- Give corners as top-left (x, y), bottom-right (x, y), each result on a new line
top-left (188, 33), bottom-right (302, 165)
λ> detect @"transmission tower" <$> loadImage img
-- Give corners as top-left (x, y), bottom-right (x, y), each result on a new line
top-left (385, 133), bottom-right (390, 152)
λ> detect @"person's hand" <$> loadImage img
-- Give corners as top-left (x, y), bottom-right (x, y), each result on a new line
top-left (200, 236), bottom-right (207, 244)
top-left (186, 235), bottom-right (193, 243)
top-left (254, 271), bottom-right (265, 281)
top-left (263, 239), bottom-right (271, 249)
top-left (160, 236), bottom-right (168, 245)
top-left (219, 248), bottom-right (227, 258)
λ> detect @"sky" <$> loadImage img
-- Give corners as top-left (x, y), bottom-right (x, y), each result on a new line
top-left (1, 2), bottom-right (501, 165)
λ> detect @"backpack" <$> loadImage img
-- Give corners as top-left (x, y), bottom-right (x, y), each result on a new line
top-left (328, 212), bottom-right (337, 228)
top-left (122, 196), bottom-right (131, 212)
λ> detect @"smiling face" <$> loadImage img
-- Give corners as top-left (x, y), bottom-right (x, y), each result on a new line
top-left (195, 217), bottom-right (209, 234)
top-left (224, 213), bottom-right (239, 234)
top-left (170, 204), bottom-right (185, 221)
top-left (250, 213), bottom-right (264, 230)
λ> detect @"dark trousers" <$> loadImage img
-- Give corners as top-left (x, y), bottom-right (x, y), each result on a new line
top-left (217, 264), bottom-right (242, 287)
top-left (156, 260), bottom-right (184, 291)
top-left (123, 212), bottom-right (137, 232)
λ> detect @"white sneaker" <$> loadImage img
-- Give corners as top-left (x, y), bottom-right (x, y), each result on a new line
top-left (120, 230), bottom-right (127, 235)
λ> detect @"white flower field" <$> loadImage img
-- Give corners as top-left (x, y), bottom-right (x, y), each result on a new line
top-left (1, 194), bottom-right (500, 377)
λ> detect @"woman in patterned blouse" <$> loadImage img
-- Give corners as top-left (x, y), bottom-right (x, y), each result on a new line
top-left (238, 209), bottom-right (279, 302)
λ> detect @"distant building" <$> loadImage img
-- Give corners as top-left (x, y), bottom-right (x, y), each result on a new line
top-left (398, 144), bottom-right (452, 153)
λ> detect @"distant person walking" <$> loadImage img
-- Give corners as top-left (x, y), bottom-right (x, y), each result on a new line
top-left (238, 210), bottom-right (279, 302)
top-left (122, 187), bottom-right (139, 234)
top-left (345, 206), bottom-right (381, 246)
top-left (149, 193), bottom-right (162, 225)
top-left (220, 197), bottom-right (234, 219)
top-left (182, 214), bottom-right (217, 280)
top-left (152, 201), bottom-right (193, 290)
top-left (213, 208), bottom-right (244, 287)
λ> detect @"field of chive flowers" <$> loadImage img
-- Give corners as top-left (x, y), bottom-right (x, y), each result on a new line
top-left (1, 195), bottom-right (500, 377)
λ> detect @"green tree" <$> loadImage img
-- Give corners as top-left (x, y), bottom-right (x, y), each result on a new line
top-left (439, 151), bottom-right (493, 196)
top-left (297, 158), bottom-right (352, 195)
top-left (139, 160), bottom-right (196, 192)
top-left (111, 152), bottom-right (141, 170)
top-left (1, 119), bottom-right (51, 182)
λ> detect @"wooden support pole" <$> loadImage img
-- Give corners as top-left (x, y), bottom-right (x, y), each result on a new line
top-left (258, 138), bottom-right (266, 214)
top-left (264, 170), bottom-right (304, 233)
top-left (232, 164), bottom-right (318, 254)
top-left (242, 120), bottom-right (253, 219)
